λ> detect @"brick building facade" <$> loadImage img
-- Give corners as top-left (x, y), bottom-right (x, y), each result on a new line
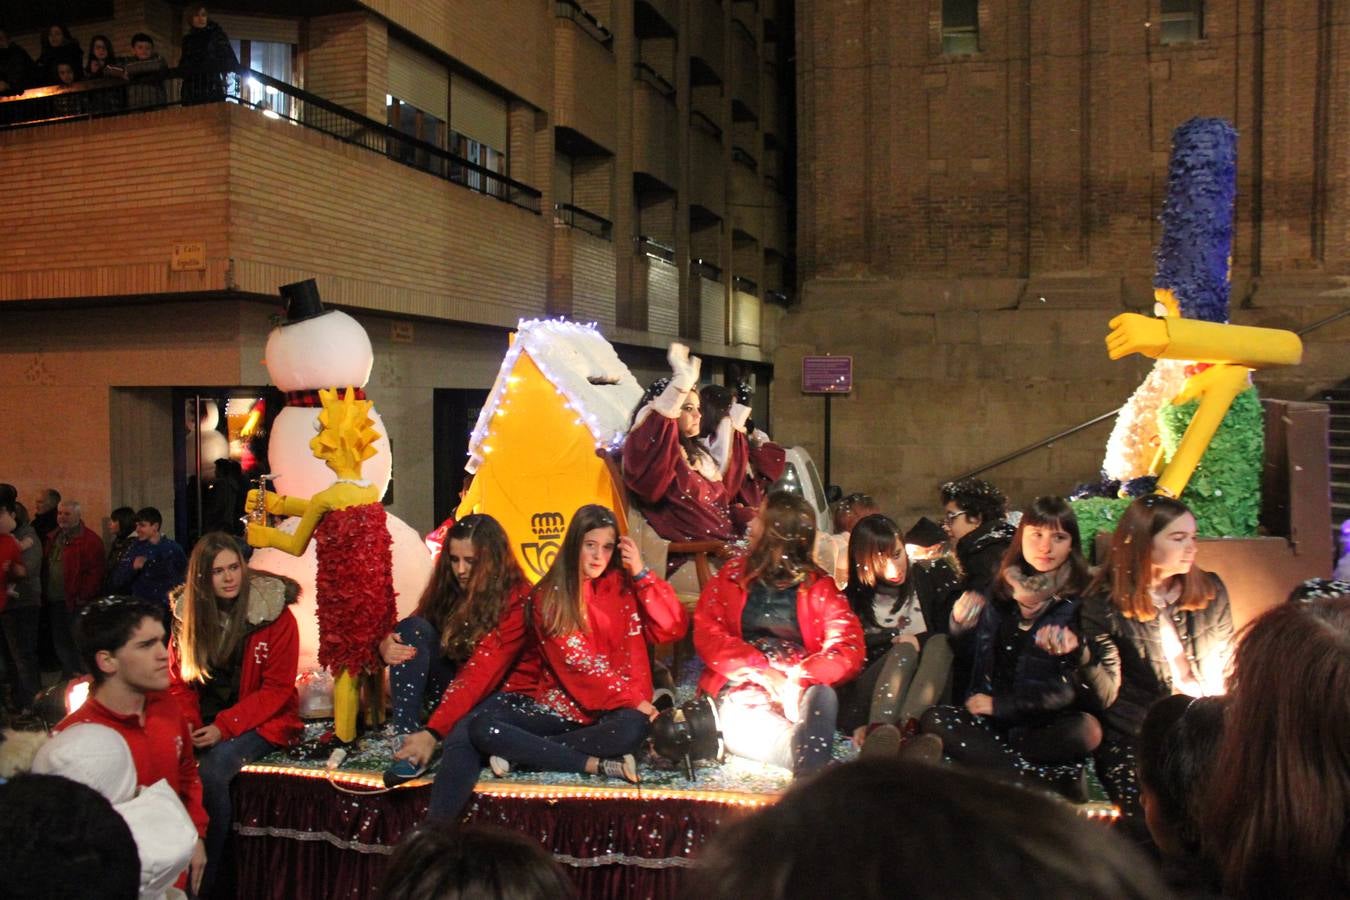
top-left (780, 0), bottom-right (1350, 522)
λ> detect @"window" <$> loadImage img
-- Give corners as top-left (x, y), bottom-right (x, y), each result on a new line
top-left (1160, 0), bottom-right (1204, 44)
top-left (941, 0), bottom-right (979, 55)
top-left (387, 96), bottom-right (447, 176)
top-left (230, 40), bottom-right (294, 118)
top-left (449, 75), bottom-right (509, 198)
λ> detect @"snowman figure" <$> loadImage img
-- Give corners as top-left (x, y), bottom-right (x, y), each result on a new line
top-left (249, 280), bottom-right (431, 707)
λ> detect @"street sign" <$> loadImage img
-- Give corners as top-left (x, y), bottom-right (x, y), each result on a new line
top-left (801, 355), bottom-right (853, 394)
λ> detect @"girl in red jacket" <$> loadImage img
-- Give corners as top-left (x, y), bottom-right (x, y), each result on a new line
top-left (169, 532), bottom-right (301, 898)
top-left (466, 504), bottom-right (688, 785)
top-left (695, 491), bottom-right (865, 777)
top-left (383, 514), bottom-right (532, 798)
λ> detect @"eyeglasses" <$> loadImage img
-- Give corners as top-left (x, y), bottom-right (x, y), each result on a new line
top-left (943, 510), bottom-right (967, 523)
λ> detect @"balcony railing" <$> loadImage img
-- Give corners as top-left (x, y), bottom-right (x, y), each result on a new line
top-left (637, 235), bottom-right (676, 263)
top-left (693, 259), bottom-right (722, 281)
top-left (731, 145), bottom-right (758, 171)
top-left (733, 275), bottom-right (758, 295)
top-left (556, 0), bottom-right (614, 46)
top-left (555, 202), bottom-right (613, 239)
top-left (766, 289), bottom-right (788, 304)
top-left (634, 62), bottom-right (676, 99)
top-left (690, 109), bottom-right (723, 140)
top-left (0, 66), bottom-right (543, 213)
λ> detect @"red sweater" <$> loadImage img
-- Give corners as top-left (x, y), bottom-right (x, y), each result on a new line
top-left (168, 604), bottom-right (302, 748)
top-left (57, 692), bottom-right (208, 838)
top-left (424, 581), bottom-right (533, 738)
top-left (695, 556), bottom-right (865, 697)
top-left (623, 409), bottom-right (749, 543)
top-left (502, 567), bottom-right (687, 723)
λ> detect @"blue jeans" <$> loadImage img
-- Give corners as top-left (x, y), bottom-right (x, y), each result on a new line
top-left (718, 683), bottom-right (840, 777)
top-left (197, 729), bottom-right (277, 896)
top-left (469, 692), bottom-right (650, 773)
top-left (389, 616), bottom-right (457, 733)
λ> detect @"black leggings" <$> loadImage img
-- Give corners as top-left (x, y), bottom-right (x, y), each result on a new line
top-left (919, 705), bottom-right (1102, 773)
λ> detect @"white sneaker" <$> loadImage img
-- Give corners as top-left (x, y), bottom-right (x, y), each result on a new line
top-left (489, 755), bottom-right (511, 778)
top-left (599, 753), bottom-right (639, 784)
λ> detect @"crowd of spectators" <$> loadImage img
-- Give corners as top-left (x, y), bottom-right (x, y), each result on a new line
top-left (0, 8), bottom-right (237, 121)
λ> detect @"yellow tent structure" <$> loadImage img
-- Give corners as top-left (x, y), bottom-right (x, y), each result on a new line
top-left (455, 319), bottom-right (644, 582)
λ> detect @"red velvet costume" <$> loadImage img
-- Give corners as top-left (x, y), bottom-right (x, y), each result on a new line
top-left (501, 567), bottom-right (687, 724)
top-left (57, 692), bottom-right (209, 837)
top-left (423, 581), bottom-right (533, 738)
top-left (623, 408), bottom-right (749, 543)
top-left (731, 440), bottom-right (788, 530)
top-left (694, 556), bottom-right (865, 698)
top-left (313, 502), bottom-right (397, 674)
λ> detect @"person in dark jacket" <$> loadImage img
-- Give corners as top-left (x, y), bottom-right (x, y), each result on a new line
top-left (35, 24), bottom-right (82, 87)
top-left (940, 477), bottom-right (1016, 701)
top-left (1082, 494), bottom-right (1233, 819)
top-left (178, 5), bottom-right (237, 105)
top-left (920, 497), bottom-right (1119, 798)
top-left (0, 29), bottom-right (35, 95)
top-left (839, 513), bottom-right (958, 747)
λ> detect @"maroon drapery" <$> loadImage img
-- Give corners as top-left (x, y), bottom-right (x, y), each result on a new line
top-left (232, 771), bottom-right (766, 900)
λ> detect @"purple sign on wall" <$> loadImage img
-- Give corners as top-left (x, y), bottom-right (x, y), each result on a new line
top-left (801, 355), bottom-right (853, 394)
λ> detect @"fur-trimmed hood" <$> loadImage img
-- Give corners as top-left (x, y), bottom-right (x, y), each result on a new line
top-left (170, 570), bottom-right (300, 631)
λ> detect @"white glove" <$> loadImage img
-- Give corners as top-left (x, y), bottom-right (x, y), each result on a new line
top-left (667, 342), bottom-right (701, 391)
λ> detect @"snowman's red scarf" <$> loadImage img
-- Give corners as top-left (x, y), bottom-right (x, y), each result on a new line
top-left (284, 388), bottom-right (367, 407)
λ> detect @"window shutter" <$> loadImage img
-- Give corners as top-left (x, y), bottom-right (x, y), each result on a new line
top-left (208, 13), bottom-right (300, 45)
top-left (450, 75), bottom-right (508, 152)
top-left (387, 39), bottom-right (448, 119)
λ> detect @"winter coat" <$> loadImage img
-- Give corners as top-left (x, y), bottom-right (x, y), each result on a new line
top-left (178, 20), bottom-right (237, 103)
top-left (1081, 573), bottom-right (1232, 737)
top-left (970, 592), bottom-right (1120, 725)
top-left (501, 567), bottom-right (687, 723)
top-left (168, 572), bottom-right (303, 747)
top-left (695, 555), bottom-right (865, 697)
top-left (42, 523), bottom-right (106, 609)
top-left (35, 39), bottom-right (82, 86)
top-left (849, 557), bottom-right (960, 664)
top-left (954, 519), bottom-right (1016, 597)
top-left (424, 581), bottom-right (533, 738)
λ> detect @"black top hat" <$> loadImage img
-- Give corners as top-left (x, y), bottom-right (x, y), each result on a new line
top-left (279, 279), bottom-right (325, 324)
top-left (904, 516), bottom-right (947, 548)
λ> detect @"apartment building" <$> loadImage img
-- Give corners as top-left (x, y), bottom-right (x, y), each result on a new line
top-left (0, 0), bottom-right (794, 536)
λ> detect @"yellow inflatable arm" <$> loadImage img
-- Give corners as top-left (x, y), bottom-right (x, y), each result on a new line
top-left (245, 481), bottom-right (380, 556)
top-left (1153, 364), bottom-right (1254, 499)
top-left (1106, 314), bottom-right (1303, 367)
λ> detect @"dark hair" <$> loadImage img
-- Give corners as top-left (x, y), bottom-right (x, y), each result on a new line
top-left (698, 384), bottom-right (734, 439)
top-left (845, 514), bottom-right (906, 621)
top-left (683, 760), bottom-right (1167, 900)
top-left (414, 514), bottom-right (526, 660)
top-left (42, 24), bottom-right (78, 50)
top-left (86, 34), bottom-right (113, 69)
top-left (133, 506), bottom-right (162, 528)
top-left (1203, 597), bottom-right (1350, 900)
top-left (76, 595), bottom-right (166, 684)
top-left (43, 488), bottom-right (61, 505)
top-left (378, 823), bottom-right (576, 900)
top-left (0, 774), bottom-right (140, 900)
top-left (131, 32), bottom-right (154, 47)
top-left (1090, 495), bottom-right (1215, 621)
top-left (109, 506), bottom-right (135, 538)
top-left (831, 492), bottom-right (879, 534)
top-left (631, 378), bottom-right (711, 469)
top-left (940, 478), bottom-right (1006, 524)
top-left (995, 496), bottom-right (1092, 598)
top-left (743, 491), bottom-right (822, 588)
top-left (1136, 694), bottom-right (1226, 857)
top-left (1287, 578), bottom-right (1350, 604)
top-left (535, 504), bottom-right (620, 637)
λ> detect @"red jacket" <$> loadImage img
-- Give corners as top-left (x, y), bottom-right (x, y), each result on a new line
top-left (424, 581), bottom-right (533, 738)
top-left (57, 691), bottom-right (209, 838)
top-left (43, 524), bottom-right (106, 610)
top-left (168, 575), bottom-right (302, 747)
top-left (695, 556), bottom-right (865, 697)
top-left (502, 567), bottom-right (687, 723)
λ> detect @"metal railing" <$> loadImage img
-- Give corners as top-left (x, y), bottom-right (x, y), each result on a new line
top-left (637, 235), bottom-right (676, 263)
top-left (556, 0), bottom-right (614, 46)
top-left (731, 145), bottom-right (758, 171)
top-left (733, 275), bottom-right (758, 295)
top-left (554, 202), bottom-right (613, 239)
top-left (0, 66), bottom-right (543, 213)
top-left (954, 303), bottom-right (1350, 481)
top-left (693, 259), bottom-right (722, 281)
top-left (634, 62), bottom-right (676, 99)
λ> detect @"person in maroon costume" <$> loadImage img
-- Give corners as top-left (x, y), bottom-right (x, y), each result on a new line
top-left (623, 344), bottom-right (750, 570)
